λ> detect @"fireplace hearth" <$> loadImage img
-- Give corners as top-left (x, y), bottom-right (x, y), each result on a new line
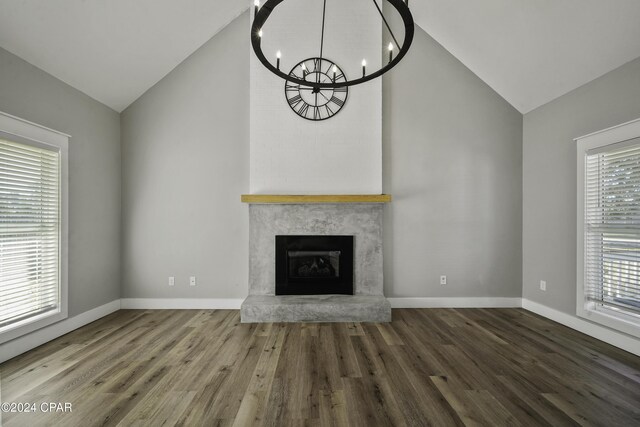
top-left (276, 235), bottom-right (354, 295)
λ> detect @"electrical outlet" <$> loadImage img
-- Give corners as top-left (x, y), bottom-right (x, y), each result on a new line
top-left (440, 275), bottom-right (447, 285)
top-left (540, 280), bottom-right (546, 291)
top-left (168, 276), bottom-right (175, 287)
top-left (190, 276), bottom-right (197, 287)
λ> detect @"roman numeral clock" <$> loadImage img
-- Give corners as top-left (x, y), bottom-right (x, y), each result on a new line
top-left (285, 58), bottom-right (348, 121)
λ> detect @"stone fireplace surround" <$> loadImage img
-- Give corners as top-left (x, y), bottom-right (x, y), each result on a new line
top-left (240, 197), bottom-right (391, 322)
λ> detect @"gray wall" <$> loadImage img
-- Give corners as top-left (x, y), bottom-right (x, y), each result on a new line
top-left (120, 15), bottom-right (523, 301)
top-left (382, 26), bottom-right (523, 298)
top-left (0, 47), bottom-right (121, 316)
top-left (523, 57), bottom-right (640, 313)
top-left (120, 13), bottom-right (249, 299)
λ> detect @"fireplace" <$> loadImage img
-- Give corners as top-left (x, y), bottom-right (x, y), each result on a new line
top-left (275, 235), bottom-right (354, 295)
top-left (241, 203), bottom-right (390, 323)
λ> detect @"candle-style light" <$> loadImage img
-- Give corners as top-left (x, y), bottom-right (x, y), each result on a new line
top-left (254, 0), bottom-right (259, 17)
top-left (250, 0), bottom-right (414, 91)
top-left (276, 51), bottom-right (281, 70)
top-left (332, 65), bottom-right (337, 81)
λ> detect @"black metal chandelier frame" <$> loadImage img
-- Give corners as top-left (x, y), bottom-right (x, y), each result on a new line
top-left (251, 0), bottom-right (415, 89)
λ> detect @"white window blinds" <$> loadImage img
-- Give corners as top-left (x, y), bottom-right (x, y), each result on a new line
top-left (585, 139), bottom-right (640, 317)
top-left (0, 137), bottom-right (61, 330)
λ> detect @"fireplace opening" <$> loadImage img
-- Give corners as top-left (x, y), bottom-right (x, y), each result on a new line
top-left (276, 235), bottom-right (354, 295)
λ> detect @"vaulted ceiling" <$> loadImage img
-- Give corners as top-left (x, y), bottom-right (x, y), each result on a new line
top-left (0, 0), bottom-right (245, 112)
top-left (1, 0), bottom-right (639, 113)
top-left (411, 0), bottom-right (640, 113)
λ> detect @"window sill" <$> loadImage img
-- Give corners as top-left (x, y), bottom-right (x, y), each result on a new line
top-left (578, 303), bottom-right (640, 340)
top-left (0, 309), bottom-right (68, 345)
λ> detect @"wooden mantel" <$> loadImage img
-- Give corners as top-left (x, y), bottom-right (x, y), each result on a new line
top-left (241, 194), bottom-right (392, 204)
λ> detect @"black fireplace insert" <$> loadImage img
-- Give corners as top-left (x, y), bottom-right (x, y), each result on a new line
top-left (275, 235), bottom-right (354, 295)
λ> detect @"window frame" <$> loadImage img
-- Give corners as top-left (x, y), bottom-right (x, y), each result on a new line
top-left (0, 111), bottom-right (69, 344)
top-left (576, 117), bottom-right (640, 339)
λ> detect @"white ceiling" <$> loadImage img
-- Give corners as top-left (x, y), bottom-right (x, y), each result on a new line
top-left (409, 0), bottom-right (640, 113)
top-left (0, 0), bottom-right (247, 112)
top-left (0, 1), bottom-right (639, 113)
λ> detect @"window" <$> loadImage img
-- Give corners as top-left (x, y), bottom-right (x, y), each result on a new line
top-left (577, 118), bottom-right (640, 338)
top-left (0, 112), bottom-right (68, 343)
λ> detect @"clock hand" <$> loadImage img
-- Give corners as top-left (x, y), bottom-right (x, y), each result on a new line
top-left (318, 91), bottom-right (330, 102)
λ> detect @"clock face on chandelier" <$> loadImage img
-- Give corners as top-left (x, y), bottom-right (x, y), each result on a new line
top-left (285, 57), bottom-right (348, 121)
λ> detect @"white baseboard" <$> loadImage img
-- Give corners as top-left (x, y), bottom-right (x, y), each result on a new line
top-left (120, 298), bottom-right (244, 310)
top-left (0, 299), bottom-right (121, 364)
top-left (522, 299), bottom-right (640, 357)
top-left (387, 297), bottom-right (522, 308)
top-left (2, 297), bottom-right (637, 363)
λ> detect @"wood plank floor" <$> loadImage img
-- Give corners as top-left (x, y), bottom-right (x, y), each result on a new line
top-left (1, 308), bottom-right (640, 426)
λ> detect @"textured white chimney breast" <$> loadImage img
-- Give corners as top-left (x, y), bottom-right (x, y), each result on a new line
top-left (249, 0), bottom-right (382, 194)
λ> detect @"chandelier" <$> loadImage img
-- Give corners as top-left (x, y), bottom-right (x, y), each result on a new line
top-left (251, 0), bottom-right (415, 90)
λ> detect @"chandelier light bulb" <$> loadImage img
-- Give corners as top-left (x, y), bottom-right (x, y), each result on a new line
top-left (276, 50), bottom-right (281, 59)
top-left (332, 65), bottom-right (337, 81)
top-left (276, 50), bottom-right (281, 70)
top-left (254, 0), bottom-right (259, 18)
top-left (362, 59), bottom-right (366, 77)
top-left (258, 29), bottom-right (263, 38)
top-left (388, 43), bottom-right (394, 63)
top-left (254, 0), bottom-right (259, 6)
top-left (362, 59), bottom-right (367, 66)
top-left (388, 43), bottom-right (394, 51)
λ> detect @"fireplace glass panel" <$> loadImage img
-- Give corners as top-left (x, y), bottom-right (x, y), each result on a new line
top-left (288, 251), bottom-right (341, 279)
top-left (276, 235), bottom-right (353, 295)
